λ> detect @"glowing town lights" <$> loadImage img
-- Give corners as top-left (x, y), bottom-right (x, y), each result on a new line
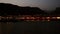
top-left (36, 17), bottom-right (40, 19)
top-left (6, 17), bottom-right (9, 19)
top-left (46, 17), bottom-right (50, 19)
top-left (0, 15), bottom-right (60, 22)
top-left (42, 17), bottom-right (45, 19)
top-left (26, 17), bottom-right (30, 19)
top-left (42, 17), bottom-right (45, 21)
top-left (20, 17), bottom-right (25, 19)
top-left (47, 20), bottom-right (50, 21)
top-left (9, 17), bottom-right (13, 19)
top-left (16, 17), bottom-right (25, 20)
top-left (52, 17), bottom-right (57, 19)
top-left (27, 17), bottom-right (35, 19)
top-left (26, 20), bottom-right (35, 21)
top-left (45, 17), bottom-right (50, 21)
top-left (31, 17), bottom-right (35, 19)
top-left (26, 17), bottom-right (35, 19)
top-left (57, 17), bottom-right (60, 19)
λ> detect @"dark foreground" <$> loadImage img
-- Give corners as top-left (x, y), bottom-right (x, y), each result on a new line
top-left (0, 21), bottom-right (60, 34)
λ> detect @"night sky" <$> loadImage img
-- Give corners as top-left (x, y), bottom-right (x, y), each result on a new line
top-left (0, 0), bottom-right (60, 11)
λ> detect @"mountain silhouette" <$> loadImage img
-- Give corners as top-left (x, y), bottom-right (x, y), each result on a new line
top-left (0, 3), bottom-right (47, 16)
top-left (50, 7), bottom-right (60, 16)
top-left (54, 7), bottom-right (60, 14)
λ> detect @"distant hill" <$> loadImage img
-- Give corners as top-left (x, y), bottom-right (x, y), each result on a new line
top-left (55, 7), bottom-right (60, 14)
top-left (50, 7), bottom-right (60, 16)
top-left (0, 3), bottom-right (47, 16)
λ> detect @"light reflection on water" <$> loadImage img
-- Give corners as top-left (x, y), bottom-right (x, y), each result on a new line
top-left (0, 21), bottom-right (60, 34)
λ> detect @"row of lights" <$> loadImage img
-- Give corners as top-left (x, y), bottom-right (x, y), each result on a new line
top-left (0, 16), bottom-right (60, 21)
top-left (16, 16), bottom-right (59, 19)
top-left (16, 16), bottom-right (60, 21)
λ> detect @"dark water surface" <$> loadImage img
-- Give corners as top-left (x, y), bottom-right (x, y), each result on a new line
top-left (0, 21), bottom-right (60, 34)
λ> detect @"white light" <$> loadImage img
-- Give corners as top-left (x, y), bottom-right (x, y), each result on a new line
top-left (57, 17), bottom-right (60, 19)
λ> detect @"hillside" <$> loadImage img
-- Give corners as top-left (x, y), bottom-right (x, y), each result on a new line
top-left (0, 3), bottom-right (47, 16)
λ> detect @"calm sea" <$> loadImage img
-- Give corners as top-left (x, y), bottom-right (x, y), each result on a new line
top-left (0, 21), bottom-right (60, 34)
